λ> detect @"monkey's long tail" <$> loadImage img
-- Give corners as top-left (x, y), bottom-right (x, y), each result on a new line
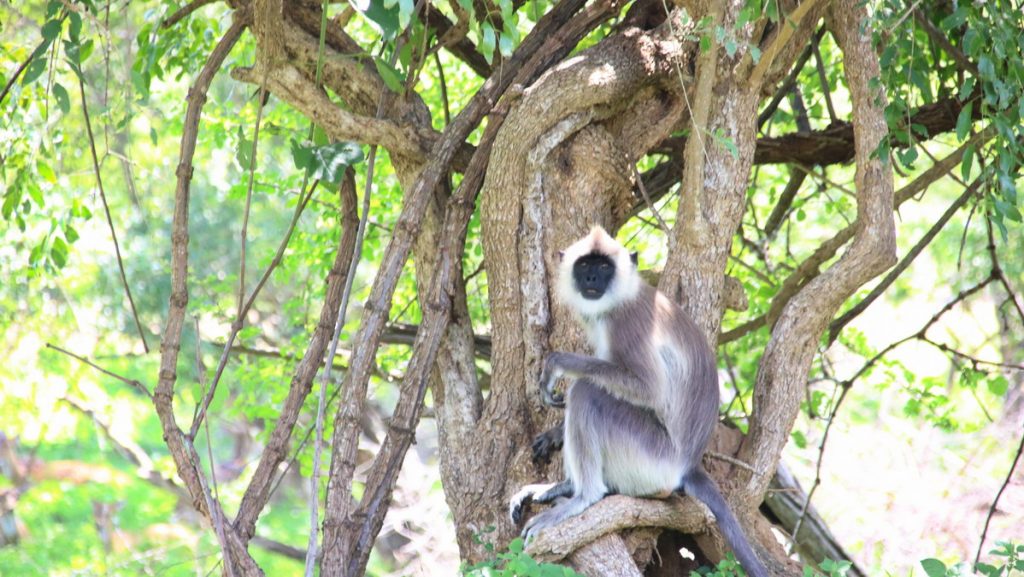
top-left (681, 469), bottom-right (770, 577)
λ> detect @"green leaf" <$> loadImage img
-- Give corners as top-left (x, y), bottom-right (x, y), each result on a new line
top-left (791, 430), bottom-right (807, 449)
top-left (956, 101), bottom-right (973, 141)
top-left (397, 0), bottom-right (414, 30)
top-left (22, 58), bottom-right (47, 85)
top-left (52, 82), bottom-right (70, 115)
top-left (36, 161), bottom-right (57, 184)
top-left (724, 38), bottom-right (737, 57)
top-left (480, 23), bottom-right (496, 63)
top-left (63, 39), bottom-right (80, 66)
top-left (79, 39), bottom-right (94, 63)
top-left (64, 225), bottom-right (79, 243)
top-left (960, 144), bottom-right (974, 181)
top-left (290, 140), bottom-right (364, 185)
top-left (374, 57), bottom-right (405, 93)
top-left (499, 33), bottom-right (514, 58)
top-left (958, 79), bottom-right (976, 104)
top-left (921, 558), bottom-right (947, 577)
top-left (987, 375), bottom-right (1009, 396)
top-left (41, 19), bottom-right (62, 41)
top-left (2, 190), bottom-right (20, 219)
top-left (978, 56), bottom-right (995, 79)
top-left (235, 127), bottom-right (253, 170)
top-left (939, 7), bottom-right (968, 31)
top-left (51, 236), bottom-right (69, 268)
top-left (352, 0), bottom-right (400, 40)
top-left (750, 45), bottom-right (761, 63)
top-left (69, 11), bottom-right (82, 42)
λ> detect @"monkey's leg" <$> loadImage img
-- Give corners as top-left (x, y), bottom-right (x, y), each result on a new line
top-left (523, 380), bottom-right (609, 539)
top-left (508, 479), bottom-right (572, 525)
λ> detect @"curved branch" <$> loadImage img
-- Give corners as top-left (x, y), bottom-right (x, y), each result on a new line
top-left (718, 127), bottom-right (992, 345)
top-left (151, 13), bottom-right (263, 575)
top-left (319, 0), bottom-right (598, 571)
top-left (232, 65), bottom-right (432, 159)
top-left (524, 495), bottom-right (709, 563)
top-left (739, 0), bottom-right (897, 502)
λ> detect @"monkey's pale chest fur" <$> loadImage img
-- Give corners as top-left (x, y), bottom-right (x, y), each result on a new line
top-left (585, 317), bottom-right (612, 360)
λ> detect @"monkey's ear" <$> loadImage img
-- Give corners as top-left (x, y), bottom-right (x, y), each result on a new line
top-left (630, 252), bottom-right (638, 266)
top-left (558, 250), bottom-right (566, 261)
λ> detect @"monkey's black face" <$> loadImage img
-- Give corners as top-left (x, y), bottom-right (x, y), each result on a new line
top-left (572, 253), bottom-right (616, 300)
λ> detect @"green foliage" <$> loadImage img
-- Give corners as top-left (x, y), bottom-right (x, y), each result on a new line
top-left (873, 0), bottom-right (1024, 236)
top-left (690, 554), bottom-right (746, 577)
top-left (921, 541), bottom-right (1024, 577)
top-left (463, 536), bottom-right (585, 577)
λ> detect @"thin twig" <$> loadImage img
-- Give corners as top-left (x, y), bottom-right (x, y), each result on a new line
top-left (913, 8), bottom-right (978, 75)
top-left (632, 163), bottom-right (669, 234)
top-left (811, 40), bottom-right (837, 125)
top-left (78, 73), bottom-right (149, 353)
top-left (238, 84), bottom-right (267, 318)
top-left (789, 382), bottom-right (849, 554)
top-left (434, 51), bottom-right (451, 126)
top-left (841, 277), bottom-right (997, 386)
top-left (828, 178), bottom-right (981, 343)
top-left (45, 343), bottom-right (152, 398)
top-left (190, 182), bottom-right (317, 439)
top-left (706, 451), bottom-right (758, 474)
top-left (193, 318), bottom-right (235, 577)
top-left (304, 3), bottom-right (336, 572)
top-left (757, 27), bottom-right (825, 131)
top-left (974, 420), bottom-right (1024, 567)
top-left (919, 336), bottom-right (1024, 371)
top-left (162, 0), bottom-right (218, 29)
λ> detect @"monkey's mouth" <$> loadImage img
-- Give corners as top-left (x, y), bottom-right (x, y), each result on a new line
top-left (581, 288), bottom-right (605, 299)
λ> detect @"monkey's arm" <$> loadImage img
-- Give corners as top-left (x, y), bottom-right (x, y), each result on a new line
top-left (542, 352), bottom-right (658, 409)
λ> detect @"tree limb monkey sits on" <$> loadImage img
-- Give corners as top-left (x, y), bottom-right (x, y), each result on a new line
top-left (509, 226), bottom-right (768, 577)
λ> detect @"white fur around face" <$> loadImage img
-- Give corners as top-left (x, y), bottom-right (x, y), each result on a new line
top-left (557, 226), bottom-right (640, 318)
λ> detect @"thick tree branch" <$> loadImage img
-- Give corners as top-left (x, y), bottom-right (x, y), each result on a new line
top-left (524, 495), bottom-right (708, 563)
top-left (827, 178), bottom-right (981, 343)
top-left (740, 0), bottom-right (897, 502)
top-left (719, 128), bottom-right (992, 345)
top-left (233, 175), bottom-right (361, 543)
top-left (319, 0), bottom-right (597, 571)
top-left (151, 14), bottom-right (263, 575)
top-left (232, 65), bottom-right (432, 160)
top-left (755, 95), bottom-right (978, 165)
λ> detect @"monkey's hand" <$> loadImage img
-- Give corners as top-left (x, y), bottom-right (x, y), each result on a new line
top-left (539, 353), bottom-right (567, 408)
top-left (531, 425), bottom-right (564, 465)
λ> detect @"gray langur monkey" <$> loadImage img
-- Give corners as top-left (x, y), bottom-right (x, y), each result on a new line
top-left (509, 226), bottom-right (768, 577)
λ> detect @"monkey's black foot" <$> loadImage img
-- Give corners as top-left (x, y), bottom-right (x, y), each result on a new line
top-left (508, 490), bottom-right (534, 525)
top-left (531, 427), bottom-right (564, 465)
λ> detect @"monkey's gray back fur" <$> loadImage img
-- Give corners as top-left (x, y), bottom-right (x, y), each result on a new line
top-left (595, 284), bottom-right (719, 469)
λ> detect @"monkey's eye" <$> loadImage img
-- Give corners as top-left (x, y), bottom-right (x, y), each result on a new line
top-left (599, 263), bottom-right (611, 270)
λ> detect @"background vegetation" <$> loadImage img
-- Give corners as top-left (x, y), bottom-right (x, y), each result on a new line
top-left (0, 0), bottom-right (1022, 575)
